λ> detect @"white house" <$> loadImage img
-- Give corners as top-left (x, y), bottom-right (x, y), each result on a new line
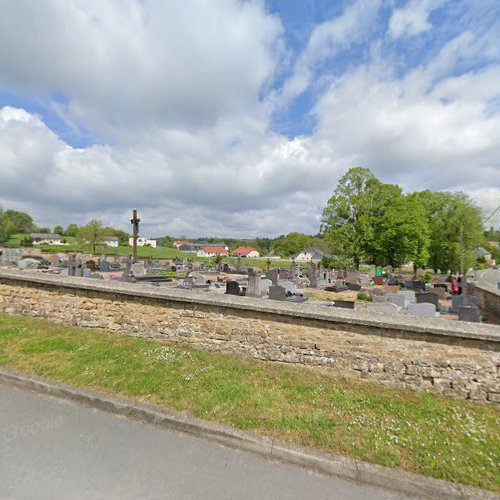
top-left (30, 233), bottom-right (65, 245)
top-left (128, 237), bottom-right (157, 248)
top-left (291, 247), bottom-right (325, 263)
top-left (104, 236), bottom-right (119, 248)
top-left (196, 246), bottom-right (228, 258)
top-left (233, 247), bottom-right (260, 258)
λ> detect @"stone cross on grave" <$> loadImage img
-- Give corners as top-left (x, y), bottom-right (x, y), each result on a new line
top-left (130, 209), bottom-right (141, 263)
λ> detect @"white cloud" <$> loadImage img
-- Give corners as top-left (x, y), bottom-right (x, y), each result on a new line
top-left (388, 0), bottom-right (448, 39)
top-left (0, 0), bottom-right (499, 238)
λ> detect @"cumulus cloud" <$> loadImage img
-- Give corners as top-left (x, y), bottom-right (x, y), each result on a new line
top-left (0, 0), bottom-right (499, 235)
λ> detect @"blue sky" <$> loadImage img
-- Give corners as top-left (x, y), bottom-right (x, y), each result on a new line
top-left (0, 0), bottom-right (499, 236)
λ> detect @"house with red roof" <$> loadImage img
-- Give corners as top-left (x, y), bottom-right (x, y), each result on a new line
top-left (233, 247), bottom-right (260, 258)
top-left (173, 240), bottom-right (194, 249)
top-left (196, 246), bottom-right (228, 258)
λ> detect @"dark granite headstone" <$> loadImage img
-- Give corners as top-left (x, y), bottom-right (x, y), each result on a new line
top-left (346, 283), bottom-right (361, 291)
top-left (225, 280), bottom-right (240, 295)
top-left (100, 260), bottom-right (111, 272)
top-left (458, 306), bottom-right (482, 322)
top-left (269, 285), bottom-right (286, 301)
top-left (325, 285), bottom-right (348, 293)
top-left (223, 263), bottom-right (230, 273)
top-left (333, 300), bottom-right (355, 309)
top-left (265, 268), bottom-right (278, 285)
top-left (416, 291), bottom-right (439, 310)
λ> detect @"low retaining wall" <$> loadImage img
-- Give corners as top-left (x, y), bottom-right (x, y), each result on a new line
top-left (469, 283), bottom-right (500, 325)
top-left (1, 270), bottom-right (499, 403)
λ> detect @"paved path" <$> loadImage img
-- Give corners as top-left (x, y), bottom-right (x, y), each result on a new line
top-left (0, 384), bottom-right (410, 500)
top-left (477, 268), bottom-right (500, 292)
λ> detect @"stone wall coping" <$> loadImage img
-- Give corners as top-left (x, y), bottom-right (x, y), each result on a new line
top-left (1, 269), bottom-right (499, 343)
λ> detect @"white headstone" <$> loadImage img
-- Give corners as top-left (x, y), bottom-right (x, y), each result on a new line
top-left (408, 303), bottom-right (439, 318)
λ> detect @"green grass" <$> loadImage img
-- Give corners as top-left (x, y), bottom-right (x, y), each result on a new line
top-left (0, 313), bottom-right (498, 491)
top-left (39, 244), bottom-right (294, 269)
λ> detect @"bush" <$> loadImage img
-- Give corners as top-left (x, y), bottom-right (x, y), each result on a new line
top-left (357, 291), bottom-right (372, 301)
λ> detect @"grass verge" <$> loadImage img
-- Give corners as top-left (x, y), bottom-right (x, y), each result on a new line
top-left (0, 312), bottom-right (498, 492)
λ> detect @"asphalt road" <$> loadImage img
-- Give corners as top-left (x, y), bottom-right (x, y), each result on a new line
top-left (0, 384), bottom-right (411, 500)
top-left (478, 268), bottom-right (500, 291)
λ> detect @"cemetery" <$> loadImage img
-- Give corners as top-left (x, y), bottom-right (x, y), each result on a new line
top-left (0, 244), bottom-right (495, 324)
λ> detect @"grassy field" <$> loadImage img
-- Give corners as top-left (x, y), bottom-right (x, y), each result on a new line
top-left (38, 244), bottom-right (295, 269)
top-left (0, 312), bottom-right (498, 492)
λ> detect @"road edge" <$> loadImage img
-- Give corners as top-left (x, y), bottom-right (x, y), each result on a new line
top-left (0, 367), bottom-right (497, 499)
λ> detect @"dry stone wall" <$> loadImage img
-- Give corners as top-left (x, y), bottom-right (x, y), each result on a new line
top-left (0, 273), bottom-right (499, 404)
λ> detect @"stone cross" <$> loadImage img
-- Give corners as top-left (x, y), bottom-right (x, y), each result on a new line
top-left (130, 209), bottom-right (141, 263)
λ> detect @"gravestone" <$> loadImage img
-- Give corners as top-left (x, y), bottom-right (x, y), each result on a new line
top-left (408, 303), bottom-right (438, 318)
top-left (122, 256), bottom-right (132, 281)
top-left (373, 277), bottom-right (384, 286)
top-left (434, 283), bottom-right (448, 291)
top-left (83, 268), bottom-right (92, 278)
top-left (398, 290), bottom-right (416, 303)
top-left (279, 269), bottom-right (290, 280)
top-left (345, 272), bottom-right (360, 284)
top-left (192, 273), bottom-right (208, 285)
top-left (458, 306), bottom-right (482, 323)
top-left (247, 271), bottom-right (262, 297)
top-left (359, 273), bottom-right (370, 285)
top-left (260, 279), bottom-right (272, 293)
top-left (131, 262), bottom-right (146, 278)
top-left (404, 280), bottom-right (414, 289)
top-left (75, 258), bottom-right (84, 277)
top-left (67, 254), bottom-right (75, 276)
top-left (308, 263), bottom-right (318, 288)
top-left (416, 292), bottom-right (439, 310)
top-left (450, 295), bottom-right (479, 313)
top-left (0, 248), bottom-right (23, 265)
top-left (223, 263), bottom-right (230, 273)
top-left (225, 281), bottom-right (240, 296)
top-left (346, 283), bottom-right (361, 291)
top-left (269, 284), bottom-right (286, 301)
top-left (373, 295), bottom-right (390, 303)
top-left (325, 285), bottom-right (347, 293)
top-left (265, 269), bottom-right (278, 285)
top-left (333, 300), bottom-right (355, 309)
top-left (431, 286), bottom-right (447, 300)
top-left (367, 302), bottom-right (400, 314)
top-left (277, 280), bottom-right (294, 293)
top-left (49, 254), bottom-right (61, 267)
top-left (18, 258), bottom-right (40, 270)
top-left (100, 260), bottom-right (111, 272)
top-left (386, 293), bottom-right (406, 309)
top-left (387, 277), bottom-right (400, 286)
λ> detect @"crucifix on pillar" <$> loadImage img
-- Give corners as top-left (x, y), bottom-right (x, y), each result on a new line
top-left (130, 209), bottom-right (141, 263)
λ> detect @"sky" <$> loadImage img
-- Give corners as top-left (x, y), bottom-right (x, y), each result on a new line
top-left (0, 0), bottom-right (499, 238)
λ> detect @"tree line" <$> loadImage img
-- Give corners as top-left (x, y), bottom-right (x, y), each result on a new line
top-left (321, 167), bottom-right (485, 272)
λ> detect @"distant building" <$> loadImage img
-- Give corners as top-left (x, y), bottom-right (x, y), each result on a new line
top-left (291, 247), bottom-right (325, 263)
top-left (233, 247), bottom-right (259, 258)
top-left (104, 236), bottom-right (119, 248)
top-left (30, 233), bottom-right (65, 245)
top-left (196, 246), bottom-right (228, 258)
top-left (475, 246), bottom-right (495, 266)
top-left (173, 240), bottom-right (194, 249)
top-left (128, 237), bottom-right (157, 248)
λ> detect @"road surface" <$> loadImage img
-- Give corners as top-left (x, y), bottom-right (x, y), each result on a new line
top-left (477, 268), bottom-right (500, 291)
top-left (0, 383), bottom-right (410, 500)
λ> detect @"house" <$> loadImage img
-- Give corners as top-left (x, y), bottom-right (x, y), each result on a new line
top-left (196, 246), bottom-right (228, 258)
top-left (475, 246), bottom-right (495, 265)
top-left (233, 247), bottom-right (259, 258)
top-left (128, 237), bottom-right (157, 248)
top-left (291, 247), bottom-right (325, 263)
top-left (173, 240), bottom-right (194, 249)
top-left (104, 236), bottom-right (119, 248)
top-left (30, 233), bottom-right (65, 245)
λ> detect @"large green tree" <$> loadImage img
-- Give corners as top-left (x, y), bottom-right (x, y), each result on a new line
top-left (77, 220), bottom-right (111, 252)
top-left (321, 167), bottom-right (378, 268)
top-left (322, 167), bottom-right (430, 269)
top-left (272, 232), bottom-right (312, 257)
top-left (4, 209), bottom-right (35, 234)
top-left (411, 191), bottom-right (483, 273)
